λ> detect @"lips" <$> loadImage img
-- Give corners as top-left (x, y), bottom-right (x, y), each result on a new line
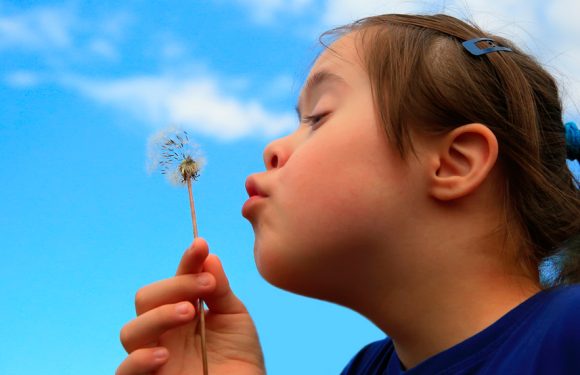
top-left (245, 176), bottom-right (267, 199)
top-left (242, 175), bottom-right (267, 219)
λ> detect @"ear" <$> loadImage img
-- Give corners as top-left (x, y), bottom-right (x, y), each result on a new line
top-left (428, 123), bottom-right (499, 201)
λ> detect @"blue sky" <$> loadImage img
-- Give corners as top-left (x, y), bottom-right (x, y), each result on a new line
top-left (1, 1), bottom-right (579, 374)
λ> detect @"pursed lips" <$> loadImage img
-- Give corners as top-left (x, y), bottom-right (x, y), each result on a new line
top-left (242, 175), bottom-right (268, 219)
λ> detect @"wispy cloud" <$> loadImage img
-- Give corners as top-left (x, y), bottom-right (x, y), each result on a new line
top-left (1, 3), bottom-right (296, 141)
top-left (544, 0), bottom-right (580, 116)
top-left (87, 39), bottom-right (119, 60)
top-left (4, 70), bottom-right (42, 88)
top-left (320, 0), bottom-right (538, 38)
top-left (148, 32), bottom-right (190, 62)
top-left (322, 0), bottom-right (426, 26)
top-left (3, 0), bottom-right (577, 144)
top-left (62, 74), bottom-right (296, 141)
top-left (232, 0), bottom-right (313, 23)
top-left (95, 11), bottom-right (133, 40)
top-left (546, 0), bottom-right (580, 35)
top-left (0, 4), bottom-right (130, 62)
top-left (0, 5), bottom-right (75, 50)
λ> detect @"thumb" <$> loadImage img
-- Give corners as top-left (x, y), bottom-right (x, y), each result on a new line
top-left (202, 254), bottom-right (246, 315)
top-left (176, 237), bottom-right (209, 275)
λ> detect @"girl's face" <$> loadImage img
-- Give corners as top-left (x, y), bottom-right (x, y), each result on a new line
top-left (243, 33), bottom-right (422, 303)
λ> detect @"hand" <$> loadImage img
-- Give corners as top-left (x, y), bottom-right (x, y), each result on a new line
top-left (117, 238), bottom-right (265, 375)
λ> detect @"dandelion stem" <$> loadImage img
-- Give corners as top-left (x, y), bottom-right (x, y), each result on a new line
top-left (187, 179), bottom-right (208, 375)
top-left (187, 179), bottom-right (199, 239)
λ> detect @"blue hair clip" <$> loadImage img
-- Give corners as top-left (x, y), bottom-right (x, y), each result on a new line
top-left (565, 122), bottom-right (580, 161)
top-left (462, 37), bottom-right (513, 56)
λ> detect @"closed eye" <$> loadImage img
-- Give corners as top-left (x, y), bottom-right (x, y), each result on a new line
top-left (302, 112), bottom-right (329, 130)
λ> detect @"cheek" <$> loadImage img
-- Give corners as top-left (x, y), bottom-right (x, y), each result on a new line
top-left (255, 135), bottom-right (402, 294)
top-left (280, 130), bottom-right (403, 232)
top-left (279, 145), bottom-right (365, 238)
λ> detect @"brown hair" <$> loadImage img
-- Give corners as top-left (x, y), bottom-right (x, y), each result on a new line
top-left (321, 14), bottom-right (580, 285)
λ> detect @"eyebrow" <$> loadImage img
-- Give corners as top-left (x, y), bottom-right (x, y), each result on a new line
top-left (295, 70), bottom-right (347, 119)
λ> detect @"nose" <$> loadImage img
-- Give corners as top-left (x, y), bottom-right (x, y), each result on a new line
top-left (263, 135), bottom-right (292, 170)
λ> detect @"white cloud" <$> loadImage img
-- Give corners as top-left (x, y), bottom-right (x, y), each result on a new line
top-left (551, 48), bottom-right (580, 118)
top-left (97, 11), bottom-right (133, 40)
top-left (322, 0), bottom-right (427, 26)
top-left (161, 40), bottom-right (187, 60)
top-left (151, 33), bottom-right (189, 61)
top-left (88, 39), bottom-right (118, 60)
top-left (0, 4), bottom-right (130, 65)
top-left (320, 0), bottom-right (538, 37)
top-left (4, 71), bottom-right (41, 88)
top-left (0, 6), bottom-right (74, 50)
top-left (259, 74), bottom-right (299, 101)
top-left (233, 0), bottom-right (313, 23)
top-left (62, 74), bottom-right (296, 141)
top-left (545, 0), bottom-right (580, 116)
top-left (450, 0), bottom-right (539, 45)
top-left (546, 0), bottom-right (580, 35)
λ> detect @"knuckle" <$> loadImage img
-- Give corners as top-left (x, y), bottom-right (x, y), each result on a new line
top-left (132, 350), bottom-right (149, 368)
top-left (157, 303), bottom-right (174, 324)
top-left (119, 325), bottom-right (132, 351)
top-left (117, 351), bottom-right (146, 375)
top-left (134, 288), bottom-right (148, 314)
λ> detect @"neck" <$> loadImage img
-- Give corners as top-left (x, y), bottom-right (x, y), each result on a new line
top-left (382, 268), bottom-right (539, 369)
top-left (351, 216), bottom-right (541, 370)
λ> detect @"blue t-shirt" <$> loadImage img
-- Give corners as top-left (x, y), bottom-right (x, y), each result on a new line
top-left (341, 285), bottom-right (580, 374)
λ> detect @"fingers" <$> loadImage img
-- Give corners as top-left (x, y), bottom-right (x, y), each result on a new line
top-left (118, 238), bottom-right (249, 375)
top-left (133, 237), bottom-right (245, 318)
top-left (202, 254), bottom-right (247, 314)
top-left (121, 301), bottom-right (196, 353)
top-left (135, 272), bottom-right (215, 315)
top-left (116, 347), bottom-right (169, 375)
top-left (176, 237), bottom-right (209, 275)
top-left (171, 238), bottom-right (246, 314)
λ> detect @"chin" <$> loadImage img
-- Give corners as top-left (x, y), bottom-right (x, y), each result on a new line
top-left (253, 238), bottom-right (353, 305)
top-left (253, 239), bottom-right (295, 290)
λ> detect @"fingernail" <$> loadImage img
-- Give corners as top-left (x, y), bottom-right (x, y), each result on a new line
top-left (197, 273), bottom-right (211, 286)
top-left (154, 348), bottom-right (168, 361)
top-left (175, 302), bottom-right (191, 315)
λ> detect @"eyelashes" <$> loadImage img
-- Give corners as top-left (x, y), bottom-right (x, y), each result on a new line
top-left (302, 112), bottom-right (330, 130)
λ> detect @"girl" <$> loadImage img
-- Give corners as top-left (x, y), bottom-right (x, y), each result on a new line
top-left (116, 14), bottom-right (580, 374)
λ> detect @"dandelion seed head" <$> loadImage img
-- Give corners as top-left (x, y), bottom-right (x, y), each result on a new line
top-left (147, 127), bottom-right (206, 185)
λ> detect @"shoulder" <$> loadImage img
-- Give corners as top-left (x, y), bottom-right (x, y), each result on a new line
top-left (341, 338), bottom-right (394, 375)
top-left (543, 283), bottom-right (580, 305)
top-left (539, 285), bottom-right (580, 345)
top-left (427, 287), bottom-right (580, 374)
top-left (511, 285), bottom-right (580, 373)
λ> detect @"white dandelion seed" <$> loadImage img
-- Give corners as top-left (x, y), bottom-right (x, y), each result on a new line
top-left (147, 127), bottom-right (206, 185)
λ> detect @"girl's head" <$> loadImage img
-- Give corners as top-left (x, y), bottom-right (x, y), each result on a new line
top-left (244, 14), bottom-right (580, 302)
top-left (320, 14), bottom-right (580, 286)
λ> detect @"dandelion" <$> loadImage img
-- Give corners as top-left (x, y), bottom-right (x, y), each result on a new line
top-left (148, 127), bottom-right (209, 374)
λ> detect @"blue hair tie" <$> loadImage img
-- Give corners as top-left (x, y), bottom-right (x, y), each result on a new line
top-left (565, 122), bottom-right (580, 161)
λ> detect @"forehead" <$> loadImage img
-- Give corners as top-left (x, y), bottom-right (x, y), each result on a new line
top-left (297, 33), bottom-right (366, 111)
top-left (309, 33), bottom-right (362, 77)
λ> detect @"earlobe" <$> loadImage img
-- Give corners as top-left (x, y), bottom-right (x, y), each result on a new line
top-left (429, 124), bottom-right (499, 201)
